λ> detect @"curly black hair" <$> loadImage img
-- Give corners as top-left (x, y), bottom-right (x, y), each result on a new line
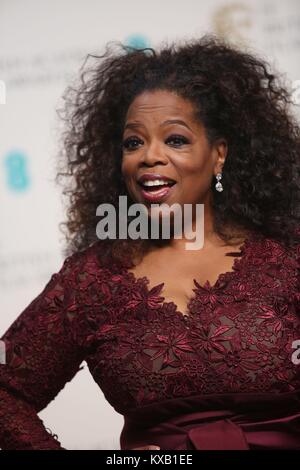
top-left (55, 34), bottom-right (300, 265)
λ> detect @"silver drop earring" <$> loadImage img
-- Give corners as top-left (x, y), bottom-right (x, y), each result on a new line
top-left (215, 172), bottom-right (223, 192)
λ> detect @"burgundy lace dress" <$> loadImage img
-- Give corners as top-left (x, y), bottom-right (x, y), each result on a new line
top-left (1, 230), bottom-right (300, 450)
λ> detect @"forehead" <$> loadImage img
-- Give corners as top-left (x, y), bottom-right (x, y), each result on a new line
top-left (125, 90), bottom-right (196, 120)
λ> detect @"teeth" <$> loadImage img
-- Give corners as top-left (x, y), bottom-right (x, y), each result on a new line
top-left (142, 179), bottom-right (173, 187)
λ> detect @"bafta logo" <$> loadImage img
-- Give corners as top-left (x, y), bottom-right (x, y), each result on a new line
top-left (212, 3), bottom-right (253, 46)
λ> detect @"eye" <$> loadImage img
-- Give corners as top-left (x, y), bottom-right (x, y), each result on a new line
top-left (121, 134), bottom-right (190, 152)
top-left (166, 134), bottom-right (190, 147)
top-left (122, 136), bottom-right (143, 151)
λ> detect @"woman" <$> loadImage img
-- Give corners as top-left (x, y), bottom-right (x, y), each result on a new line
top-left (0, 35), bottom-right (300, 450)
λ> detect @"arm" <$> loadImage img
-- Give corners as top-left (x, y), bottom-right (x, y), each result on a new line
top-left (0, 254), bottom-right (85, 450)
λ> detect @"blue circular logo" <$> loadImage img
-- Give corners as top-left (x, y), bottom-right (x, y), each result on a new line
top-left (4, 150), bottom-right (30, 192)
top-left (124, 34), bottom-right (150, 51)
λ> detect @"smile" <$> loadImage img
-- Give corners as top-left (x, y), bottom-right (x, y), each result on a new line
top-left (138, 181), bottom-right (176, 203)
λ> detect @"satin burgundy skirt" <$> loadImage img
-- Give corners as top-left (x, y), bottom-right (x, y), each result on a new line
top-left (120, 390), bottom-right (300, 450)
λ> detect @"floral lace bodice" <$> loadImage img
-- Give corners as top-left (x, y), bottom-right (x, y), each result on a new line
top-left (1, 230), bottom-right (300, 449)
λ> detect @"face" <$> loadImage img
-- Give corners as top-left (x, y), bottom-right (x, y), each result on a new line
top-left (121, 89), bottom-right (227, 220)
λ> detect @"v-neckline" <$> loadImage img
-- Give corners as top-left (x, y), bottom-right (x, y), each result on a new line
top-left (124, 231), bottom-right (256, 319)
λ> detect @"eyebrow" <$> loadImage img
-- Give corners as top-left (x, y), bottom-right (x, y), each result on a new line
top-left (124, 119), bottom-right (193, 132)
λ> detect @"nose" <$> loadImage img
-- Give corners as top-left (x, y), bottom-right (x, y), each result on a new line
top-left (141, 139), bottom-right (168, 166)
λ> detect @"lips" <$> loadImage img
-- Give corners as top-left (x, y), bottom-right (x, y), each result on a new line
top-left (137, 173), bottom-right (176, 184)
top-left (140, 184), bottom-right (176, 203)
top-left (135, 173), bottom-right (177, 203)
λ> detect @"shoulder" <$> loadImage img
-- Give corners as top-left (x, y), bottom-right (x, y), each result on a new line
top-left (58, 240), bottom-right (118, 286)
top-left (244, 229), bottom-right (299, 272)
top-left (293, 226), bottom-right (300, 261)
top-left (257, 229), bottom-right (300, 272)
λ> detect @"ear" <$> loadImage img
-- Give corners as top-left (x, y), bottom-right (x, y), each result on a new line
top-left (212, 138), bottom-right (228, 174)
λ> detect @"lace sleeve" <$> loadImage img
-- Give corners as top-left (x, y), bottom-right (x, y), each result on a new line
top-left (292, 226), bottom-right (300, 322)
top-left (0, 254), bottom-right (85, 450)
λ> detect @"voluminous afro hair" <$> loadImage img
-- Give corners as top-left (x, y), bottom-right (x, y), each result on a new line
top-left (55, 34), bottom-right (300, 264)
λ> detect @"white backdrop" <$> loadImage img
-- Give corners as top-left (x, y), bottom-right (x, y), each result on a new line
top-left (0, 0), bottom-right (300, 450)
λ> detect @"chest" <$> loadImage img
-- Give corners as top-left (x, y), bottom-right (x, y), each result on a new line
top-left (127, 247), bottom-right (243, 315)
top-left (84, 239), bottom-right (300, 412)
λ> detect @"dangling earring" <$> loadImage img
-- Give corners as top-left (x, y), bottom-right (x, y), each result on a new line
top-left (215, 172), bottom-right (223, 192)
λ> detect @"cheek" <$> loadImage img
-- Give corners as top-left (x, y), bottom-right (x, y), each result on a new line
top-left (121, 153), bottom-right (140, 175)
top-left (176, 158), bottom-right (213, 198)
top-left (177, 158), bottom-right (209, 183)
top-left (121, 158), bottom-right (132, 179)
top-left (121, 159), bottom-right (137, 194)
